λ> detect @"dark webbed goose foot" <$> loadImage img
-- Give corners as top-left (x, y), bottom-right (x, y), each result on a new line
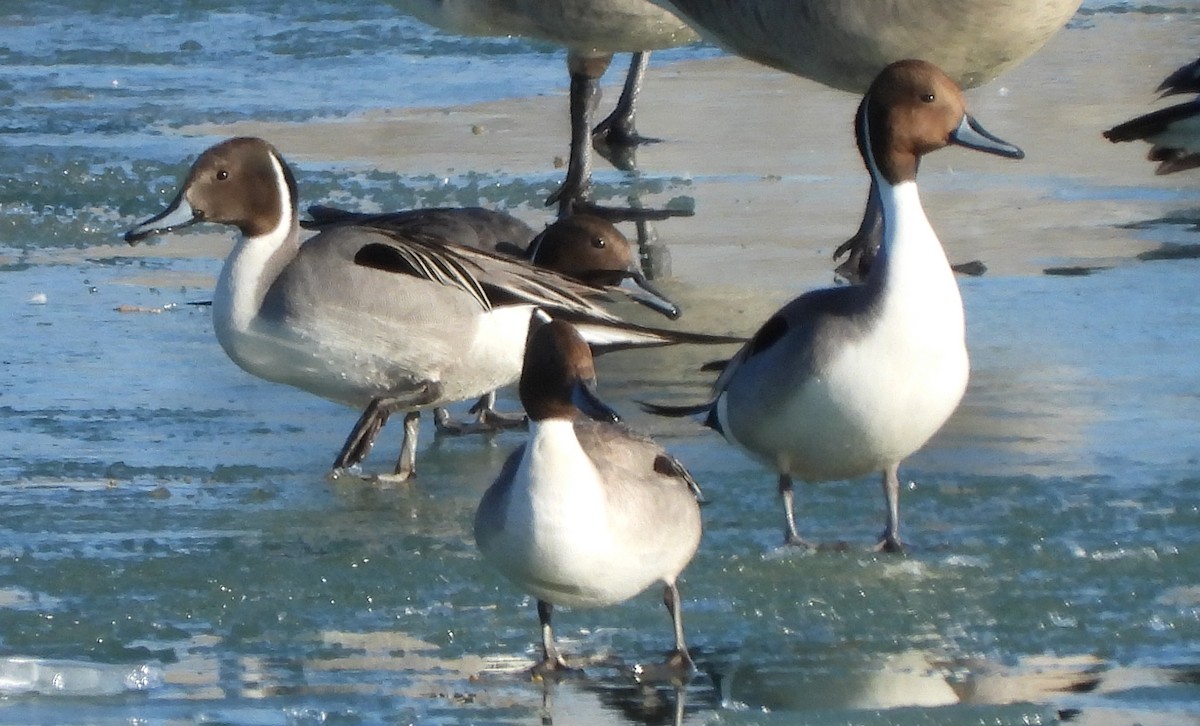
top-left (550, 51), bottom-right (689, 224)
top-left (593, 128), bottom-right (660, 172)
top-left (591, 52), bottom-right (658, 160)
top-left (593, 50), bottom-right (665, 177)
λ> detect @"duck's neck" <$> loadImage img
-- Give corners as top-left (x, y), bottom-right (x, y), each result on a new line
top-left (522, 419), bottom-right (603, 494)
top-left (213, 162), bottom-right (301, 338)
top-left (865, 179), bottom-right (954, 295)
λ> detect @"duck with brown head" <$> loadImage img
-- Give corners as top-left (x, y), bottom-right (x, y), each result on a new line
top-left (124, 137), bottom-right (738, 482)
top-left (304, 207), bottom-right (680, 319)
top-left (300, 206), bottom-right (683, 438)
top-left (476, 312), bottom-right (702, 676)
top-left (644, 60), bottom-right (1024, 552)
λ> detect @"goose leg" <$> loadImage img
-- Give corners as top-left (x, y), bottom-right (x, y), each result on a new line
top-left (874, 463), bottom-right (904, 553)
top-left (548, 51), bottom-right (690, 224)
top-left (779, 474), bottom-right (816, 548)
top-left (547, 51), bottom-right (609, 219)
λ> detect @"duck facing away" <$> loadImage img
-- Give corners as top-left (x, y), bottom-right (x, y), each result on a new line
top-left (644, 60), bottom-right (1024, 552)
top-left (475, 315), bottom-right (702, 675)
top-left (124, 137), bottom-right (738, 481)
top-left (1104, 56), bottom-right (1200, 175)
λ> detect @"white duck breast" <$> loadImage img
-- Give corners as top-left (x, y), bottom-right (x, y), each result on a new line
top-left (479, 420), bottom-right (700, 609)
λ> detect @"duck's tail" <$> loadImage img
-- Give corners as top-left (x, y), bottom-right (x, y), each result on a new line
top-left (566, 316), bottom-right (743, 355)
top-left (639, 397), bottom-right (724, 435)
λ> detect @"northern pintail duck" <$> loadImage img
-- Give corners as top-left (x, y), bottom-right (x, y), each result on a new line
top-left (644, 60), bottom-right (1024, 551)
top-left (304, 207), bottom-right (680, 318)
top-left (475, 314), bottom-right (702, 675)
top-left (303, 206), bottom-right (681, 436)
top-left (124, 137), bottom-right (737, 481)
top-left (1104, 56), bottom-right (1200, 175)
top-left (392, 0), bottom-right (698, 218)
top-left (649, 0), bottom-right (1077, 280)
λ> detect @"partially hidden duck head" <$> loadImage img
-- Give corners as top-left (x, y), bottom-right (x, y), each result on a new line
top-left (519, 313), bottom-right (621, 425)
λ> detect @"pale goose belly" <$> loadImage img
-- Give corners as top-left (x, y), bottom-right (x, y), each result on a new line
top-left (398, 0), bottom-right (696, 52)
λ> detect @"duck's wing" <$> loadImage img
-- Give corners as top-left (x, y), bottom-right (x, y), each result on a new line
top-left (640, 285), bottom-right (870, 420)
top-left (304, 204), bottom-right (537, 253)
top-left (575, 421), bottom-right (704, 502)
top-left (350, 228), bottom-right (745, 352)
top-left (651, 452), bottom-right (705, 502)
top-left (350, 227), bottom-right (620, 319)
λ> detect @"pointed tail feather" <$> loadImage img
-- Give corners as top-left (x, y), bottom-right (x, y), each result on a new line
top-left (640, 397), bottom-right (724, 435)
top-left (566, 316), bottom-right (743, 355)
top-left (638, 399), bottom-right (714, 418)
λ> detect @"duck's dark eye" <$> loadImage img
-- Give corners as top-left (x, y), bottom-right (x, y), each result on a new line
top-left (591, 237), bottom-right (606, 249)
top-left (921, 93), bottom-right (935, 103)
top-left (216, 169), bottom-right (229, 181)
